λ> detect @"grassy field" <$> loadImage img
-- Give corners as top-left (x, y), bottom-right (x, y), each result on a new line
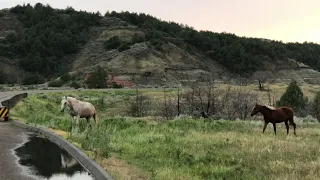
top-left (9, 86), bottom-right (320, 180)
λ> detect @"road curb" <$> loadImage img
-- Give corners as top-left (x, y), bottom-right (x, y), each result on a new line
top-left (11, 120), bottom-right (114, 180)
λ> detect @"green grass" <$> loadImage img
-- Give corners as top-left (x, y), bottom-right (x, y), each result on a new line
top-left (10, 90), bottom-right (320, 180)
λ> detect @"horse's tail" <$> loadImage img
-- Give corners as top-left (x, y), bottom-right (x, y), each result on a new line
top-left (285, 107), bottom-right (295, 119)
top-left (93, 112), bottom-right (99, 124)
top-left (282, 106), bottom-right (295, 123)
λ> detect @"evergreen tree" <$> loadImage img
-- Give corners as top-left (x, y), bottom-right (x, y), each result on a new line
top-left (104, 36), bottom-right (121, 50)
top-left (85, 66), bottom-right (107, 88)
top-left (313, 91), bottom-right (320, 121)
top-left (276, 80), bottom-right (306, 114)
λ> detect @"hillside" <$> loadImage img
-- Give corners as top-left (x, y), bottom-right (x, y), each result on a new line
top-left (1, 3), bottom-right (320, 86)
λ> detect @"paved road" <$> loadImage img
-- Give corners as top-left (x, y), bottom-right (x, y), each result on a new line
top-left (0, 91), bottom-right (37, 179)
top-left (0, 121), bottom-right (39, 180)
top-left (0, 90), bottom-right (75, 180)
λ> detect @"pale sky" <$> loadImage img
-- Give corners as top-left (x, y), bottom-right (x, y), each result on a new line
top-left (1, 0), bottom-right (320, 44)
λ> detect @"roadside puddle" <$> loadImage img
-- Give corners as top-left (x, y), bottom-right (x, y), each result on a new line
top-left (14, 133), bottom-right (95, 180)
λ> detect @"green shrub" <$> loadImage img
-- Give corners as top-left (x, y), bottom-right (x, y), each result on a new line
top-left (104, 36), bottom-right (121, 50)
top-left (117, 43), bottom-right (130, 52)
top-left (22, 73), bottom-right (46, 85)
top-left (77, 126), bottom-right (111, 158)
top-left (48, 79), bottom-right (64, 87)
top-left (0, 71), bottom-right (18, 84)
top-left (85, 66), bottom-right (107, 89)
top-left (313, 91), bottom-right (320, 121)
top-left (110, 82), bottom-right (124, 89)
top-left (60, 73), bottom-right (72, 82)
top-left (151, 39), bottom-right (164, 50)
top-left (70, 81), bottom-right (81, 89)
top-left (131, 33), bottom-right (145, 44)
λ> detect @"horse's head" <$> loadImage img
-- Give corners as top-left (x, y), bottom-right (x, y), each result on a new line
top-left (60, 96), bottom-right (70, 112)
top-left (251, 103), bottom-right (262, 116)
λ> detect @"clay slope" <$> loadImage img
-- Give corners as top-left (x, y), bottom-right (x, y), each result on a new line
top-left (69, 17), bottom-right (232, 85)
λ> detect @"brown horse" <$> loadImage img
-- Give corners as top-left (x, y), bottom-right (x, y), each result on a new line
top-left (251, 103), bottom-right (297, 135)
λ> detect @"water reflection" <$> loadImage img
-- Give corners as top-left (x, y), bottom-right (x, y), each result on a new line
top-left (14, 134), bottom-right (95, 180)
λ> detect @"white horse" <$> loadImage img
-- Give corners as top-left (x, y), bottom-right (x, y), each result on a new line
top-left (60, 153), bottom-right (79, 169)
top-left (60, 96), bottom-right (98, 132)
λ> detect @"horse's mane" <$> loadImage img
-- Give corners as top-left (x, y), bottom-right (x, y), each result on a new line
top-left (263, 105), bottom-right (276, 111)
top-left (66, 96), bottom-right (78, 102)
top-left (64, 96), bottom-right (79, 108)
top-left (65, 96), bottom-right (91, 107)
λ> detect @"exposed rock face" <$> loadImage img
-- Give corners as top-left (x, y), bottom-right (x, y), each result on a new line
top-left (251, 58), bottom-right (320, 85)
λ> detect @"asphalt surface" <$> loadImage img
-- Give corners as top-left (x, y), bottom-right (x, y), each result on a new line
top-left (0, 90), bottom-right (62, 180)
top-left (0, 90), bottom-right (111, 180)
top-left (0, 121), bottom-right (39, 180)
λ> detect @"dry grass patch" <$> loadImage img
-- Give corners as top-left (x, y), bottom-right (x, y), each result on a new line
top-left (97, 156), bottom-right (151, 180)
top-left (48, 128), bottom-right (69, 138)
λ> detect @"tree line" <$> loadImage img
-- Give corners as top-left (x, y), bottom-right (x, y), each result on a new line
top-left (1, 4), bottom-right (320, 84)
top-left (0, 3), bottom-right (101, 82)
top-left (106, 11), bottom-right (320, 76)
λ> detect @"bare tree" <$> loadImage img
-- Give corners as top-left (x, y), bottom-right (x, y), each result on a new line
top-left (180, 73), bottom-right (216, 118)
top-left (163, 86), bottom-right (169, 120)
top-left (135, 86), bottom-right (140, 116)
top-left (267, 89), bottom-right (272, 106)
top-left (177, 85), bottom-right (181, 116)
top-left (126, 75), bottom-right (152, 117)
top-left (205, 75), bottom-right (215, 116)
top-left (258, 78), bottom-right (265, 91)
top-left (214, 86), bottom-right (257, 120)
top-left (266, 85), bottom-right (278, 107)
top-left (128, 87), bottom-right (151, 117)
top-left (272, 87), bottom-right (277, 106)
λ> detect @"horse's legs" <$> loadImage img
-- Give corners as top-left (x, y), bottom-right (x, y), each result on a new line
top-left (70, 116), bottom-right (76, 136)
top-left (93, 113), bottom-right (98, 124)
top-left (71, 116), bottom-right (75, 129)
top-left (86, 117), bottom-right (92, 130)
top-left (75, 115), bottom-right (80, 132)
top-left (289, 118), bottom-right (297, 136)
top-left (262, 122), bottom-right (269, 133)
top-left (272, 123), bottom-right (276, 135)
top-left (285, 121), bottom-right (289, 135)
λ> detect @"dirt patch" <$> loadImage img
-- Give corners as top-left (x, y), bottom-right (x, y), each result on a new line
top-left (97, 156), bottom-right (151, 180)
top-left (48, 128), bottom-right (69, 138)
